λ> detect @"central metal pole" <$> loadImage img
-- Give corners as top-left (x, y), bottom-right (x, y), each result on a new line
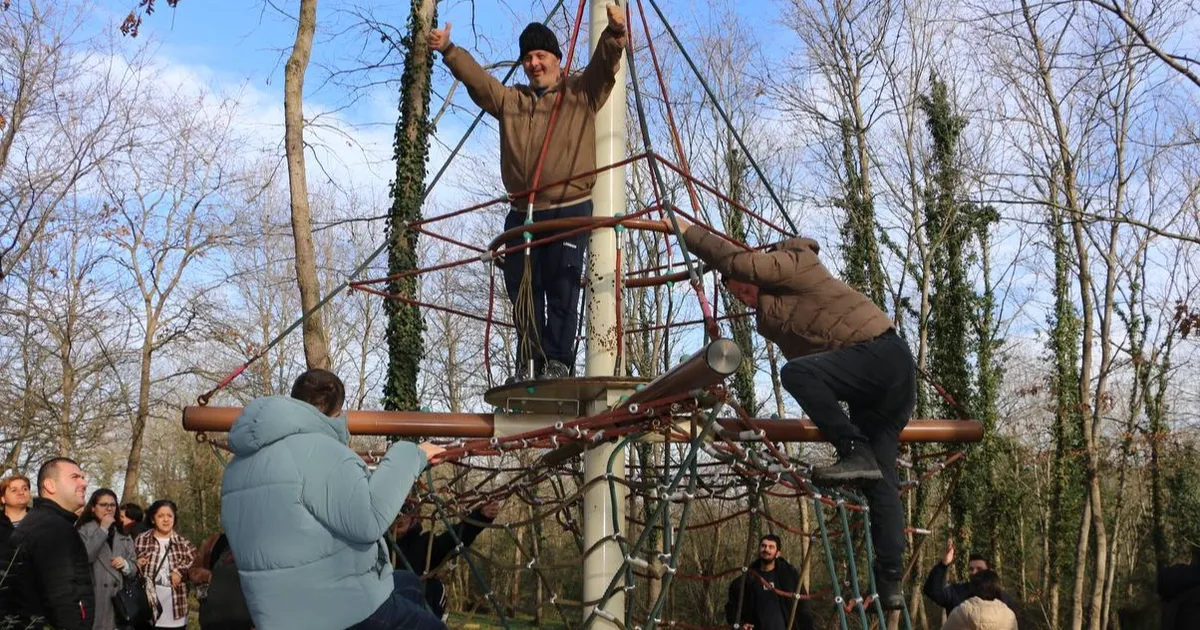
top-left (582, 0), bottom-right (627, 626)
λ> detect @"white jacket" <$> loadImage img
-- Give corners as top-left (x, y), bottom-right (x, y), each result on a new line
top-left (941, 597), bottom-right (1018, 630)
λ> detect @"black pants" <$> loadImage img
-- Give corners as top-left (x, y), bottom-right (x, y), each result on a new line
top-left (345, 571), bottom-right (446, 630)
top-left (779, 330), bottom-right (916, 577)
top-left (502, 200), bottom-right (591, 372)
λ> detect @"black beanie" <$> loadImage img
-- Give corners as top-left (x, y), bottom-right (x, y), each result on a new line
top-left (519, 23), bottom-right (562, 60)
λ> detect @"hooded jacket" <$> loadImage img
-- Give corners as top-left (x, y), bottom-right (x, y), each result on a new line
top-left (1158, 560), bottom-right (1200, 630)
top-left (940, 596), bottom-right (1018, 630)
top-left (440, 25), bottom-right (627, 209)
top-left (683, 227), bottom-right (893, 358)
top-left (220, 396), bottom-right (427, 630)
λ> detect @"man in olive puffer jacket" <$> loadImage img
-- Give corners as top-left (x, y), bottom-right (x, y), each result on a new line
top-left (669, 216), bottom-right (914, 611)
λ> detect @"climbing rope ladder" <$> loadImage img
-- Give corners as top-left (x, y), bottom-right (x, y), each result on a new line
top-left (185, 1), bottom-right (983, 628)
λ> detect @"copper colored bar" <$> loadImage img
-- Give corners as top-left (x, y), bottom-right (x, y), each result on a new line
top-left (725, 419), bottom-right (984, 443)
top-left (183, 407), bottom-right (982, 443)
top-left (623, 338), bottom-right (742, 410)
top-left (182, 407), bottom-right (496, 438)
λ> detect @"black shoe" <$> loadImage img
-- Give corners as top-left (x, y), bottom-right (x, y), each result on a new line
top-left (505, 364), bottom-right (535, 385)
top-left (539, 360), bottom-right (570, 380)
top-left (875, 578), bottom-right (905, 611)
top-left (811, 441), bottom-right (882, 485)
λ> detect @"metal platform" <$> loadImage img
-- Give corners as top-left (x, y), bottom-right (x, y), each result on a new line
top-left (482, 376), bottom-right (651, 415)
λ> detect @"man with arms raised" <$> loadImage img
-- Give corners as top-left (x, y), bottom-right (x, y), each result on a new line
top-left (429, 6), bottom-right (627, 381)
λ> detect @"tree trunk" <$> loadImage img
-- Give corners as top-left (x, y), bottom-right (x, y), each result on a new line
top-left (284, 0), bottom-right (331, 370)
top-left (122, 336), bottom-right (154, 501)
top-left (384, 0), bottom-right (437, 411)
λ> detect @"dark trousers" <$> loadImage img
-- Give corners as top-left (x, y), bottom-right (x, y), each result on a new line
top-left (345, 571), bottom-right (446, 630)
top-left (502, 200), bottom-right (591, 372)
top-left (779, 330), bottom-right (916, 576)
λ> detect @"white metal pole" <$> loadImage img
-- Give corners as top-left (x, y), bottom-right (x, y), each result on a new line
top-left (582, 0), bottom-right (627, 626)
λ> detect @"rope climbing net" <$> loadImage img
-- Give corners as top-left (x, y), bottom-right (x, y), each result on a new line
top-left (186, 0), bottom-right (982, 628)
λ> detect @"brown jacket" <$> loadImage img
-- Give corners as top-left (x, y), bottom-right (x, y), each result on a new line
top-left (683, 226), bottom-right (893, 359)
top-left (441, 26), bottom-right (627, 209)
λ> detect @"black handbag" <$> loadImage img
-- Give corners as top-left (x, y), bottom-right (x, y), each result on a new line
top-left (113, 574), bottom-right (153, 628)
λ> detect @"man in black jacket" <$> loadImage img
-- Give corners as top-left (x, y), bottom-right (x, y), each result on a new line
top-left (0, 457), bottom-right (95, 630)
top-left (725, 535), bottom-right (814, 630)
top-left (391, 500), bottom-right (500, 620)
top-left (923, 539), bottom-right (1014, 613)
top-left (1158, 544), bottom-right (1200, 630)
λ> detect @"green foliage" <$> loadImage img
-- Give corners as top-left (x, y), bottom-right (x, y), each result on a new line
top-left (719, 142), bottom-right (757, 413)
top-left (834, 117), bottom-right (886, 308)
top-left (918, 74), bottom-right (1006, 552)
top-left (1045, 207), bottom-right (1088, 613)
top-left (383, 0), bottom-right (436, 412)
top-left (1163, 444), bottom-right (1200, 558)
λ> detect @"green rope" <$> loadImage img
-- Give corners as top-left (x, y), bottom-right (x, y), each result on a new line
top-left (834, 496), bottom-right (870, 630)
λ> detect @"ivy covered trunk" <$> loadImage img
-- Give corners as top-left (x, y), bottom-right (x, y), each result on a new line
top-left (835, 116), bottom-right (885, 309)
top-left (1046, 198), bottom-right (1087, 630)
top-left (384, 0), bottom-right (437, 412)
top-left (919, 75), bottom-right (980, 551)
top-left (719, 140), bottom-right (756, 414)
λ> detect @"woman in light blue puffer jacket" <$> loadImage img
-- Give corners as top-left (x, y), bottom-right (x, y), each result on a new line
top-left (221, 369), bottom-right (446, 630)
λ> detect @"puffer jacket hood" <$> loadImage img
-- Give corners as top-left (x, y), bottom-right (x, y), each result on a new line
top-left (227, 395), bottom-right (349, 455)
top-left (941, 596), bottom-right (1018, 630)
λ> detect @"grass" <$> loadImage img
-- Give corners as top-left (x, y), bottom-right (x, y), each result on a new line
top-left (447, 611), bottom-right (572, 629)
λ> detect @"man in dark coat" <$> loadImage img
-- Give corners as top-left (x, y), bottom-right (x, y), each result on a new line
top-left (190, 532), bottom-right (253, 630)
top-left (725, 535), bottom-right (813, 630)
top-left (391, 501), bottom-right (500, 620)
top-left (672, 216), bottom-right (913, 609)
top-left (1158, 544), bottom-right (1200, 630)
top-left (924, 540), bottom-right (1015, 613)
top-left (0, 457), bottom-right (95, 630)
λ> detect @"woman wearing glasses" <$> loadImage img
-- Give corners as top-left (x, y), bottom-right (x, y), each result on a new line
top-left (77, 488), bottom-right (139, 630)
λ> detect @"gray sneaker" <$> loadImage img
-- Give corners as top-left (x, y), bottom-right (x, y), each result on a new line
top-left (539, 360), bottom-right (570, 380)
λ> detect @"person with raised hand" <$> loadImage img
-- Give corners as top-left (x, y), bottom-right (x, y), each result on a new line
top-left (77, 488), bottom-right (139, 630)
top-left (429, 5), bottom-right (627, 383)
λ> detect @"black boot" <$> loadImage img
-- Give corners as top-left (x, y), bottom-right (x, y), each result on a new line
top-left (505, 362), bottom-right (535, 385)
top-left (811, 441), bottom-right (882, 485)
top-left (875, 577), bottom-right (905, 611)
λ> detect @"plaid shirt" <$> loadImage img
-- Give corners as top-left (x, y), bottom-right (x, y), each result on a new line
top-left (134, 530), bottom-right (196, 620)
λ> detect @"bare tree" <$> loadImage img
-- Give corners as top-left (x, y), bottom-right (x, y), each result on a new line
top-left (284, 0), bottom-right (332, 370)
top-left (0, 1), bottom-right (140, 285)
top-left (100, 87), bottom-right (243, 501)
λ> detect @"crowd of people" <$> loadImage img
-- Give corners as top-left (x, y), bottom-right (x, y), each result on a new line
top-left (0, 384), bottom-right (499, 630)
